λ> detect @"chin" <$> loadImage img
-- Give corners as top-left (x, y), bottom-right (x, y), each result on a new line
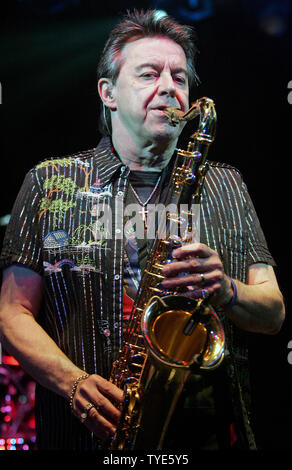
top-left (150, 123), bottom-right (181, 142)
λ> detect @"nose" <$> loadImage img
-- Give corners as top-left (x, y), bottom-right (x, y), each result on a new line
top-left (158, 72), bottom-right (176, 97)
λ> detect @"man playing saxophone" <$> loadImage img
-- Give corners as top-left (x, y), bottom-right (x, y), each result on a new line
top-left (0, 10), bottom-right (285, 450)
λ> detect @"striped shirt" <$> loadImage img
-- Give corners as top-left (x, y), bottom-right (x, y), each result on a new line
top-left (0, 136), bottom-right (275, 449)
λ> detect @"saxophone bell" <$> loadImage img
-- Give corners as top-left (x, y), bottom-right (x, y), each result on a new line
top-left (142, 295), bottom-right (225, 371)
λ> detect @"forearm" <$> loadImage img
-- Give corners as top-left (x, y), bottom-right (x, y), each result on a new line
top-left (216, 276), bottom-right (285, 334)
top-left (0, 307), bottom-right (84, 400)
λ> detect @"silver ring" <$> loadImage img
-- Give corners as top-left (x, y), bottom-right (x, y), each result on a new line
top-left (201, 288), bottom-right (208, 299)
top-left (200, 273), bottom-right (205, 285)
top-left (80, 403), bottom-right (96, 422)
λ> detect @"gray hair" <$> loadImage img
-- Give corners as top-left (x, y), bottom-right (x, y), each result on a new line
top-left (97, 9), bottom-right (200, 135)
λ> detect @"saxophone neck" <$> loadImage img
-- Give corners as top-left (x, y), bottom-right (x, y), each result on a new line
top-left (165, 97), bottom-right (217, 147)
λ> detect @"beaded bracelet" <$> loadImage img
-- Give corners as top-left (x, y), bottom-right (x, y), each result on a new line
top-left (223, 277), bottom-right (237, 310)
top-left (69, 374), bottom-right (90, 411)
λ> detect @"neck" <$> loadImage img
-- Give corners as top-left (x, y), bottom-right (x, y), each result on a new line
top-left (111, 130), bottom-right (177, 172)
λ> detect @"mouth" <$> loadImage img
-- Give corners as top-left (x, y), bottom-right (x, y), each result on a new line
top-left (154, 103), bottom-right (177, 109)
top-left (151, 106), bottom-right (168, 112)
top-left (151, 103), bottom-right (183, 114)
top-left (150, 106), bottom-right (179, 118)
top-left (149, 106), bottom-right (184, 128)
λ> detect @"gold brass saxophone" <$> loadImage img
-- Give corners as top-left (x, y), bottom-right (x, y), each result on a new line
top-left (109, 97), bottom-right (225, 450)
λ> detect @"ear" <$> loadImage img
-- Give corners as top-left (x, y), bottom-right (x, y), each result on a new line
top-left (98, 78), bottom-right (116, 110)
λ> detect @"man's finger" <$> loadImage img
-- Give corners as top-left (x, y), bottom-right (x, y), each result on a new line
top-left (172, 242), bottom-right (213, 260)
top-left (84, 406), bottom-right (117, 440)
top-left (94, 375), bottom-right (124, 403)
top-left (162, 260), bottom-right (206, 277)
top-left (161, 272), bottom-right (212, 289)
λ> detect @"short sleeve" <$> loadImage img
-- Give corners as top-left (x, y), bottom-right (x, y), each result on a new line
top-left (241, 180), bottom-right (276, 267)
top-left (0, 169), bottom-right (44, 274)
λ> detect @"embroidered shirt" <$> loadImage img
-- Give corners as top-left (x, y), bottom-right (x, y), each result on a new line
top-left (0, 136), bottom-right (275, 449)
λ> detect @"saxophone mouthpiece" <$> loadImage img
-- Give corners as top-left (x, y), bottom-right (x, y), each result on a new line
top-left (164, 107), bottom-right (184, 127)
top-left (165, 100), bottom-right (203, 126)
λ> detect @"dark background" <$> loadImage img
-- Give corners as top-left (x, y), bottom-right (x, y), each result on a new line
top-left (0, 0), bottom-right (291, 450)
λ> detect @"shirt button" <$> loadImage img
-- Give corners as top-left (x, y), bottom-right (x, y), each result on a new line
top-left (117, 191), bottom-right (124, 196)
top-left (115, 228), bottom-right (121, 234)
top-left (114, 274), bottom-right (120, 280)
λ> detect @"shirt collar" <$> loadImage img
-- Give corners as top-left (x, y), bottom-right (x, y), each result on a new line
top-left (94, 136), bottom-right (128, 186)
top-left (94, 136), bottom-right (177, 188)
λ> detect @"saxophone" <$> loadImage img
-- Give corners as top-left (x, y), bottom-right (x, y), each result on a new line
top-left (109, 97), bottom-right (225, 450)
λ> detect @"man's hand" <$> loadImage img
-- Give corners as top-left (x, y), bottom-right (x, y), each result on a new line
top-left (161, 242), bottom-right (233, 306)
top-left (72, 375), bottom-right (124, 440)
top-left (160, 242), bottom-right (285, 334)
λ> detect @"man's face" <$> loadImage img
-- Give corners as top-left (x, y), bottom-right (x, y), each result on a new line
top-left (111, 36), bottom-right (190, 143)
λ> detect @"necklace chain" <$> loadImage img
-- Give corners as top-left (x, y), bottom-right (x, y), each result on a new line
top-left (130, 176), bottom-right (161, 207)
top-left (130, 176), bottom-right (161, 230)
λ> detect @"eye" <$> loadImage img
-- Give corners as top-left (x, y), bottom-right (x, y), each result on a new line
top-left (140, 72), bottom-right (158, 79)
top-left (173, 75), bottom-right (187, 85)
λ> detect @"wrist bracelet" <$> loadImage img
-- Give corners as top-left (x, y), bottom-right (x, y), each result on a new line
top-left (223, 277), bottom-right (237, 310)
top-left (69, 374), bottom-right (90, 411)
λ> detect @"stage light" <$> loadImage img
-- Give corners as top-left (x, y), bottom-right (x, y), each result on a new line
top-left (0, 437), bottom-right (32, 450)
top-left (0, 214), bottom-right (11, 226)
top-left (150, 0), bottom-right (214, 23)
top-left (154, 10), bottom-right (168, 20)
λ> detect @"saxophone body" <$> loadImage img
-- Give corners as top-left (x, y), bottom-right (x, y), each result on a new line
top-left (109, 97), bottom-right (225, 450)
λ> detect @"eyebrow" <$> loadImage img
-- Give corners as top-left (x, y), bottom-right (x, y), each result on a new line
top-left (135, 62), bottom-right (188, 75)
